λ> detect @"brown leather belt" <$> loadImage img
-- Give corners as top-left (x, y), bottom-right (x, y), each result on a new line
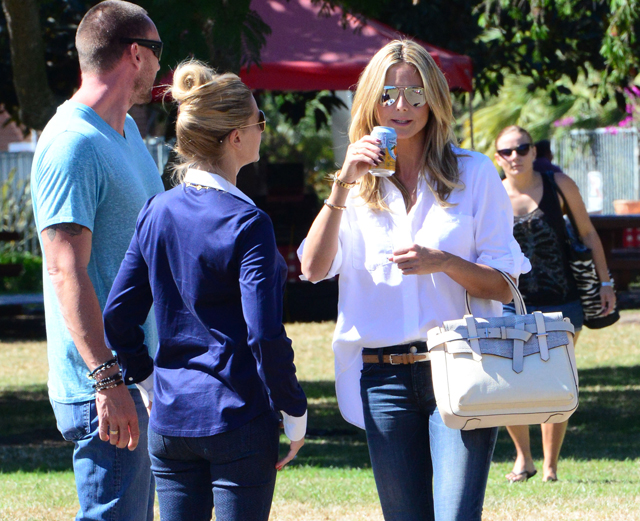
top-left (362, 352), bottom-right (430, 365)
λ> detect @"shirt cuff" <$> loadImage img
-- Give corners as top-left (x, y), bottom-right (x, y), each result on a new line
top-left (282, 410), bottom-right (307, 441)
top-left (134, 373), bottom-right (154, 408)
top-left (296, 239), bottom-right (342, 283)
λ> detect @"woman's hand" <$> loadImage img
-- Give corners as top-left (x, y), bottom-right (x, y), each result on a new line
top-left (390, 244), bottom-right (449, 275)
top-left (276, 438), bottom-right (305, 471)
top-left (340, 136), bottom-right (384, 183)
top-left (600, 285), bottom-right (616, 316)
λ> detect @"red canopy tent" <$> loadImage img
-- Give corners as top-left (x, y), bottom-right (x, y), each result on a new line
top-left (239, 0), bottom-right (473, 92)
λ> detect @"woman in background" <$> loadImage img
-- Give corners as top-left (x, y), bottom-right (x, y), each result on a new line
top-left (299, 40), bottom-right (529, 521)
top-left (103, 60), bottom-right (307, 521)
top-left (495, 125), bottom-right (615, 483)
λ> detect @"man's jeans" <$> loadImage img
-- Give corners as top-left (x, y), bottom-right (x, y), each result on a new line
top-left (361, 345), bottom-right (498, 521)
top-left (148, 410), bottom-right (280, 521)
top-left (51, 389), bottom-right (154, 521)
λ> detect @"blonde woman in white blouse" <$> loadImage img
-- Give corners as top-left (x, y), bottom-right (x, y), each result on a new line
top-left (298, 40), bottom-right (530, 521)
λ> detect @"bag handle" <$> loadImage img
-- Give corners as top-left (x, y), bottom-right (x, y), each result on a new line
top-left (464, 270), bottom-right (527, 316)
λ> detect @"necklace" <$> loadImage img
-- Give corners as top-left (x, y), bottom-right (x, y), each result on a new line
top-left (185, 182), bottom-right (220, 191)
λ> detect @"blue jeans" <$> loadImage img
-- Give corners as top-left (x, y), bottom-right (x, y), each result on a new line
top-left (148, 410), bottom-right (280, 521)
top-left (503, 299), bottom-right (584, 331)
top-left (51, 389), bottom-right (154, 521)
top-left (360, 344), bottom-right (498, 521)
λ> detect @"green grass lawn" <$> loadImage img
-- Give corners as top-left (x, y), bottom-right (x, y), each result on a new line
top-left (1, 314), bottom-right (639, 520)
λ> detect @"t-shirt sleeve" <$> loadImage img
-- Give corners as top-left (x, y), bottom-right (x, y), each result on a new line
top-left (33, 132), bottom-right (102, 233)
top-left (471, 155), bottom-right (532, 278)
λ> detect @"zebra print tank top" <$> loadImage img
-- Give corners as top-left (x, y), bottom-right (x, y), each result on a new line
top-left (513, 173), bottom-right (579, 306)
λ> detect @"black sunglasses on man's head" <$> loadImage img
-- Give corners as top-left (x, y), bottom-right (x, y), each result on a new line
top-left (120, 38), bottom-right (163, 62)
top-left (497, 143), bottom-right (532, 159)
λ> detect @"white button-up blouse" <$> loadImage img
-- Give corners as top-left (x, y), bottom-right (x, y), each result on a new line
top-left (298, 148), bottom-right (531, 429)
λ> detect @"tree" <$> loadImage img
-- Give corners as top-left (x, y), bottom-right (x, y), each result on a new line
top-left (0, 0), bottom-right (274, 129)
top-left (319, 0), bottom-right (640, 109)
top-left (0, 0), bottom-right (87, 130)
top-left (3, 0), bottom-right (639, 130)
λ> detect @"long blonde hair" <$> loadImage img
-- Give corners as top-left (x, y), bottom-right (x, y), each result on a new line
top-left (169, 60), bottom-right (254, 182)
top-left (350, 40), bottom-right (461, 210)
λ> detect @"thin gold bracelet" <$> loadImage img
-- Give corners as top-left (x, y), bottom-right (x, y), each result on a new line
top-left (323, 199), bottom-right (347, 211)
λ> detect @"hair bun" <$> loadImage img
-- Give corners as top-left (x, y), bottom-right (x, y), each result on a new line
top-left (171, 60), bottom-right (215, 103)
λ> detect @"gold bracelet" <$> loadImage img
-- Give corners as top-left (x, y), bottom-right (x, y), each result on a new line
top-left (323, 199), bottom-right (346, 211)
top-left (334, 176), bottom-right (356, 190)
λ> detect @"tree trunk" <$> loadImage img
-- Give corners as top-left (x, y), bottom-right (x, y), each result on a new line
top-left (2, 0), bottom-right (58, 130)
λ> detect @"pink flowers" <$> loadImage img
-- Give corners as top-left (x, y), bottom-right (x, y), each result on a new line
top-left (553, 116), bottom-right (575, 127)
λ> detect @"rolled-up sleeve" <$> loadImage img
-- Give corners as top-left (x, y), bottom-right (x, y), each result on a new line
top-left (471, 156), bottom-right (531, 278)
top-left (296, 236), bottom-right (343, 282)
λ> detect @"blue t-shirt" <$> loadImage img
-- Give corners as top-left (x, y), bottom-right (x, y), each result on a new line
top-left (31, 100), bottom-right (164, 403)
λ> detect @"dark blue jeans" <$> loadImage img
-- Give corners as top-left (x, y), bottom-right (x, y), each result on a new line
top-left (360, 345), bottom-right (498, 521)
top-left (148, 410), bottom-right (280, 521)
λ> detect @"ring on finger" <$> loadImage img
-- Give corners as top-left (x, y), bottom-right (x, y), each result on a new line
top-left (109, 429), bottom-right (119, 435)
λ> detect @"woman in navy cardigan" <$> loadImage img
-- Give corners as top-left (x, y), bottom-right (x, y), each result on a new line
top-left (103, 60), bottom-right (307, 521)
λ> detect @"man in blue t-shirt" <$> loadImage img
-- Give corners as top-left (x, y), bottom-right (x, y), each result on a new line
top-left (30, 2), bottom-right (164, 519)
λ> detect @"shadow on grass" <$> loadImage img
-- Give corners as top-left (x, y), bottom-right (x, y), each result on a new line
top-left (1, 367), bottom-right (638, 473)
top-left (493, 365), bottom-right (640, 463)
top-left (0, 384), bottom-right (73, 472)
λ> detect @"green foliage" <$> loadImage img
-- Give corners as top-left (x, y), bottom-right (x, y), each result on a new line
top-left (327, 0), bottom-right (640, 106)
top-left (0, 251), bottom-right (43, 293)
top-left (457, 72), bottom-right (625, 158)
top-left (138, 0), bottom-right (271, 74)
top-left (259, 91), bottom-right (338, 200)
top-left (1, 167), bottom-right (37, 254)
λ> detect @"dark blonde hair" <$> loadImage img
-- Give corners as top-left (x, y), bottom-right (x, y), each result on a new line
top-left (350, 39), bottom-right (461, 210)
top-left (169, 60), bottom-right (255, 182)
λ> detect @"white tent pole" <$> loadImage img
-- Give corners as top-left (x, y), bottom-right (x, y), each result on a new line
top-left (469, 89), bottom-right (475, 150)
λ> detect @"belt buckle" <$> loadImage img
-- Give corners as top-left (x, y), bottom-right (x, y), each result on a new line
top-left (389, 353), bottom-right (403, 365)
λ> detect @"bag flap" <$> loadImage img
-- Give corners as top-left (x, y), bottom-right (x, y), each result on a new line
top-left (432, 312), bottom-right (572, 359)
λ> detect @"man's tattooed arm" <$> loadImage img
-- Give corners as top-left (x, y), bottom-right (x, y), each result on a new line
top-left (45, 223), bottom-right (84, 242)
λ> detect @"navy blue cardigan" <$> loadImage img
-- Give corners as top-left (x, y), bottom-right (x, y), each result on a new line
top-left (103, 183), bottom-right (307, 437)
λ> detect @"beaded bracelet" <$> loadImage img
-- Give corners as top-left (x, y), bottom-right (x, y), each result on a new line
top-left (87, 358), bottom-right (118, 380)
top-left (94, 379), bottom-right (125, 392)
top-left (93, 372), bottom-right (124, 391)
top-left (323, 199), bottom-right (347, 211)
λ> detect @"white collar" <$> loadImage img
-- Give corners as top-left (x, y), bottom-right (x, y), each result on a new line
top-left (183, 168), bottom-right (255, 207)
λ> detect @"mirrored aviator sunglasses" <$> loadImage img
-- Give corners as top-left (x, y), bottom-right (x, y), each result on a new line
top-left (497, 143), bottom-right (532, 158)
top-left (380, 86), bottom-right (427, 107)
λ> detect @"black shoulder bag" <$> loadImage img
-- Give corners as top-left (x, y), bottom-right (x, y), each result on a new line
top-left (545, 172), bottom-right (620, 329)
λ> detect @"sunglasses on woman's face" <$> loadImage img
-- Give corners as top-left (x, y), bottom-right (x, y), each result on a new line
top-left (237, 110), bottom-right (267, 132)
top-left (380, 86), bottom-right (427, 107)
top-left (497, 143), bottom-right (532, 158)
top-left (218, 110), bottom-right (267, 143)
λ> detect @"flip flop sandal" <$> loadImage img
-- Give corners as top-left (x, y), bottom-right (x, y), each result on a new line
top-left (506, 469), bottom-right (537, 483)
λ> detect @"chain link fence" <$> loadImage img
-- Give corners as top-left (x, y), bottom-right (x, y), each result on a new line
top-left (554, 128), bottom-right (639, 214)
top-left (0, 139), bottom-right (171, 256)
